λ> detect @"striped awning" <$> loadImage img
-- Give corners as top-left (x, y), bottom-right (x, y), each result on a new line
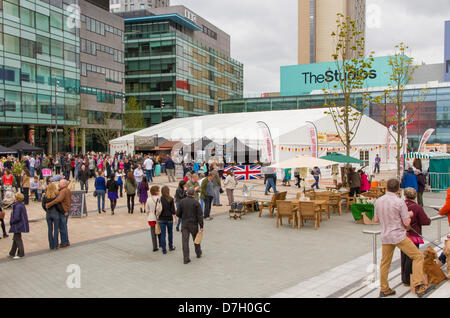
top-left (406, 152), bottom-right (450, 159)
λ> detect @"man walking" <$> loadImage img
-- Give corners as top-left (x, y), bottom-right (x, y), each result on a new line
top-left (143, 155), bottom-right (154, 183)
top-left (79, 164), bottom-right (90, 192)
top-left (200, 174), bottom-right (214, 221)
top-left (177, 188), bottom-right (203, 264)
top-left (373, 179), bottom-right (434, 298)
top-left (264, 167), bottom-right (278, 196)
top-left (186, 174), bottom-right (200, 202)
top-left (374, 154), bottom-right (381, 174)
top-left (210, 166), bottom-right (222, 206)
top-left (311, 167), bottom-right (321, 190)
top-left (46, 179), bottom-right (72, 248)
top-left (165, 155), bottom-right (176, 183)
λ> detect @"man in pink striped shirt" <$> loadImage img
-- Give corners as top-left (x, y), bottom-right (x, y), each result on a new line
top-left (373, 179), bottom-right (434, 298)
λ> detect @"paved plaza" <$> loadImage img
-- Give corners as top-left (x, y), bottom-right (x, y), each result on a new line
top-left (0, 175), bottom-right (448, 298)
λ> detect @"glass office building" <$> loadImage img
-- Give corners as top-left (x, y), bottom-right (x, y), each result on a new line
top-left (123, 13), bottom-right (243, 127)
top-left (220, 84), bottom-right (450, 149)
top-left (0, 0), bottom-right (81, 151)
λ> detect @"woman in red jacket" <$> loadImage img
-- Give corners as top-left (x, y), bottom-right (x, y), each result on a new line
top-left (437, 188), bottom-right (450, 272)
top-left (2, 169), bottom-right (13, 188)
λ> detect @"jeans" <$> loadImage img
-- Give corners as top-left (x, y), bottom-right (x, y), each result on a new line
top-left (30, 167), bottom-right (35, 178)
top-left (311, 176), bottom-right (320, 189)
top-left (213, 186), bottom-right (220, 205)
top-left (22, 188), bottom-right (29, 205)
top-left (31, 189), bottom-right (41, 202)
top-left (200, 199), bottom-right (205, 213)
top-left (149, 225), bottom-right (161, 250)
top-left (265, 178), bottom-right (278, 195)
top-left (96, 190), bottom-right (106, 212)
top-left (176, 203), bottom-right (182, 229)
top-left (158, 220), bottom-right (174, 253)
top-left (59, 213), bottom-right (69, 246)
top-left (374, 163), bottom-right (380, 174)
top-left (9, 233), bottom-right (25, 257)
top-left (46, 210), bottom-right (60, 249)
top-left (146, 169), bottom-right (153, 182)
top-left (127, 194), bottom-right (135, 213)
top-left (118, 183), bottom-right (123, 197)
top-left (80, 180), bottom-right (88, 192)
top-left (204, 196), bottom-right (213, 219)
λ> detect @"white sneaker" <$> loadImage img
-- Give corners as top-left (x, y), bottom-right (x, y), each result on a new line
top-left (13, 256), bottom-right (23, 260)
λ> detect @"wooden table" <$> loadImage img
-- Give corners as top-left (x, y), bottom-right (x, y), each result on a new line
top-left (289, 199), bottom-right (328, 222)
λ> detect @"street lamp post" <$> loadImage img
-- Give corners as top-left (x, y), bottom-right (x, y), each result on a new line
top-left (55, 80), bottom-right (60, 154)
top-left (160, 97), bottom-right (165, 123)
top-left (122, 91), bottom-right (125, 136)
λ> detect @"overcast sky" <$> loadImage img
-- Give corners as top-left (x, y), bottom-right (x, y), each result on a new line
top-left (171, 0), bottom-right (450, 96)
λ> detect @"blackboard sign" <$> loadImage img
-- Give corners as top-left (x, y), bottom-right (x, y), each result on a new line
top-left (69, 191), bottom-right (87, 218)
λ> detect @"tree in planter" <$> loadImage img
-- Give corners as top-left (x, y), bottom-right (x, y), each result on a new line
top-left (322, 13), bottom-right (381, 185)
top-left (123, 97), bottom-right (146, 133)
top-left (12, 161), bottom-right (24, 189)
top-left (380, 43), bottom-right (427, 180)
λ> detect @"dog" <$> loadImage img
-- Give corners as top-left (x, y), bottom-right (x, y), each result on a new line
top-left (423, 247), bottom-right (447, 285)
top-left (445, 239), bottom-right (450, 279)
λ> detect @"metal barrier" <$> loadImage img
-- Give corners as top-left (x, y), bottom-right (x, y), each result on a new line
top-left (363, 214), bottom-right (447, 283)
top-left (428, 173), bottom-right (450, 191)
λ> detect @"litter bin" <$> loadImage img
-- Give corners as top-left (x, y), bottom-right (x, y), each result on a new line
top-left (155, 164), bottom-right (161, 177)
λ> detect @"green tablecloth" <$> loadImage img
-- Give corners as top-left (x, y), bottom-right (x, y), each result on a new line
top-left (350, 204), bottom-right (374, 221)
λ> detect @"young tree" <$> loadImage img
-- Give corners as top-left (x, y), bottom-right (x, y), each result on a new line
top-left (123, 96), bottom-right (146, 133)
top-left (381, 43), bottom-right (426, 180)
top-left (323, 13), bottom-right (380, 158)
top-left (91, 111), bottom-right (120, 152)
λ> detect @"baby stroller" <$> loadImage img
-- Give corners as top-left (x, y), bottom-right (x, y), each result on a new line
top-left (1, 186), bottom-right (15, 209)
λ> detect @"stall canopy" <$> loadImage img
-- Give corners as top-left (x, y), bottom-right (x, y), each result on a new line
top-left (224, 138), bottom-right (260, 164)
top-left (0, 145), bottom-right (17, 155)
top-left (269, 156), bottom-right (336, 169)
top-left (406, 152), bottom-right (450, 160)
top-left (10, 141), bottom-right (43, 153)
top-left (320, 153), bottom-right (364, 164)
top-left (188, 137), bottom-right (217, 152)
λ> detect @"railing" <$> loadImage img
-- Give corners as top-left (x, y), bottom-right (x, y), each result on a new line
top-left (428, 173), bottom-right (450, 191)
top-left (363, 214), bottom-right (447, 283)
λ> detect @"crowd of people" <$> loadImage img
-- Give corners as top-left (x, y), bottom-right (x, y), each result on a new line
top-left (0, 152), bottom-right (238, 264)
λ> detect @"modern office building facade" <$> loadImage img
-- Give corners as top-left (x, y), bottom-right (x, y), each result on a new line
top-left (121, 6), bottom-right (243, 128)
top-left (298, 0), bottom-right (366, 65)
top-left (0, 0), bottom-right (125, 153)
top-left (109, 0), bottom-right (169, 14)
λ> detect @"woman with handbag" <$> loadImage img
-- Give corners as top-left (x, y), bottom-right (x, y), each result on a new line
top-left (41, 183), bottom-right (62, 250)
top-left (106, 174), bottom-right (119, 215)
top-left (146, 186), bottom-right (162, 252)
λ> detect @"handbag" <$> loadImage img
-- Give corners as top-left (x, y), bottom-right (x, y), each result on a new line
top-left (219, 188), bottom-right (224, 194)
top-left (194, 231), bottom-right (203, 245)
top-left (93, 190), bottom-right (98, 197)
top-left (154, 198), bottom-right (161, 235)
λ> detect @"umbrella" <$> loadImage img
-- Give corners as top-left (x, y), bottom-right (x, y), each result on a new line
top-left (320, 152), bottom-right (364, 164)
top-left (269, 156), bottom-right (336, 169)
top-left (9, 141), bottom-right (43, 153)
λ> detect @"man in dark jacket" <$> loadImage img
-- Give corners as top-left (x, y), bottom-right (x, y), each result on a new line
top-left (79, 164), bottom-right (90, 192)
top-left (415, 170), bottom-right (426, 207)
top-left (176, 188), bottom-right (203, 264)
top-left (348, 168), bottom-right (362, 197)
top-left (165, 155), bottom-right (176, 183)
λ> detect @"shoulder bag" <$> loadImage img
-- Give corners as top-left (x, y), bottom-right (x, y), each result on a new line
top-left (154, 198), bottom-right (161, 235)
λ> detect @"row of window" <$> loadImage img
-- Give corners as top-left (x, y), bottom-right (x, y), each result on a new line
top-left (81, 14), bottom-right (123, 37)
top-left (80, 38), bottom-right (124, 63)
top-left (81, 62), bottom-right (124, 84)
top-left (2, 0), bottom-right (77, 35)
top-left (80, 86), bottom-right (124, 104)
top-left (1, 33), bottom-right (78, 63)
top-left (0, 65), bottom-right (79, 94)
top-left (201, 25), bottom-right (217, 40)
top-left (83, 110), bottom-right (122, 125)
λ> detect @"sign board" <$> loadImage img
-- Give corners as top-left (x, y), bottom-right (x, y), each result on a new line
top-left (175, 164), bottom-right (184, 179)
top-left (445, 21), bottom-right (450, 82)
top-left (134, 135), bottom-right (158, 151)
top-left (280, 56), bottom-right (393, 96)
top-left (42, 169), bottom-right (52, 177)
top-left (69, 191), bottom-right (87, 218)
top-left (47, 128), bottom-right (64, 133)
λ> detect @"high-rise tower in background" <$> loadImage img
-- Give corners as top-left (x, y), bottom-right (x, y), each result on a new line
top-left (298, 0), bottom-right (366, 65)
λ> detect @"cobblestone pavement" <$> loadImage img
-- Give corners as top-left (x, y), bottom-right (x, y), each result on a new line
top-left (0, 172), bottom-right (447, 298)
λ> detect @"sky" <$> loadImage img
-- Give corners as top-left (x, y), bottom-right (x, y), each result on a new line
top-left (171, 0), bottom-right (450, 97)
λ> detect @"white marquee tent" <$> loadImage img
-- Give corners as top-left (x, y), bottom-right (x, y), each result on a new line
top-left (110, 108), bottom-right (398, 171)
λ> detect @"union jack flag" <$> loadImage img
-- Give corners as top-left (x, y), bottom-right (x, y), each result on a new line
top-left (223, 165), bottom-right (262, 180)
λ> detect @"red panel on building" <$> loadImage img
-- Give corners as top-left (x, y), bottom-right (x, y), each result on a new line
top-left (176, 80), bottom-right (189, 90)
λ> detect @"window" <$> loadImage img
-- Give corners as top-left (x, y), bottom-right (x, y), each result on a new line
top-left (21, 62), bottom-right (36, 83)
top-left (360, 151), bottom-right (369, 167)
top-left (3, 0), bottom-right (19, 19)
top-left (36, 65), bottom-right (50, 85)
top-left (20, 7), bottom-right (35, 28)
top-left (50, 11), bottom-right (63, 29)
top-left (22, 93), bottom-right (37, 114)
top-left (64, 43), bottom-right (76, 63)
top-left (4, 34), bottom-right (20, 54)
top-left (81, 62), bottom-right (87, 76)
top-left (38, 94), bottom-right (52, 115)
top-left (21, 38), bottom-right (36, 58)
top-left (51, 39), bottom-right (63, 58)
top-left (36, 35), bottom-right (50, 56)
top-left (4, 65), bottom-right (20, 85)
top-left (4, 90), bottom-right (20, 112)
top-left (36, 12), bottom-right (50, 32)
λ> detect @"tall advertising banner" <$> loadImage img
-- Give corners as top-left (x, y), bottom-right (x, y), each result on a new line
top-left (256, 121), bottom-right (274, 164)
top-left (306, 122), bottom-right (318, 158)
top-left (445, 21), bottom-right (450, 82)
top-left (418, 129), bottom-right (435, 152)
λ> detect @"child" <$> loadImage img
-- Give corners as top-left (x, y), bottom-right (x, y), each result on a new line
top-left (30, 176), bottom-right (41, 202)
